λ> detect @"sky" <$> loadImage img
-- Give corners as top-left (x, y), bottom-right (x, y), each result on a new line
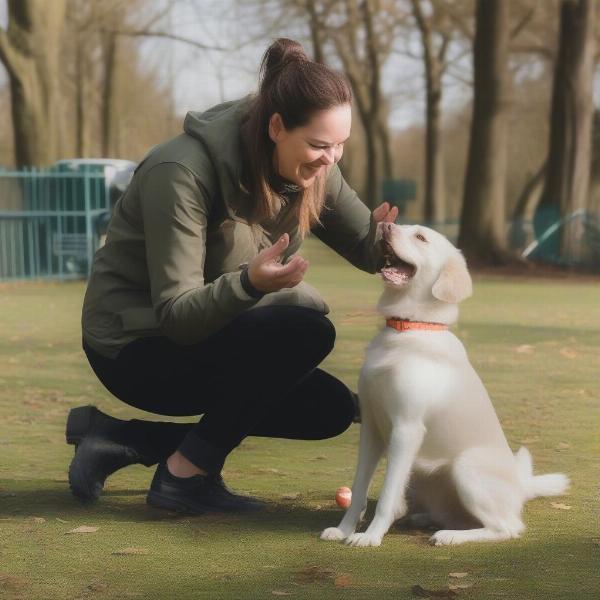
top-left (136, 0), bottom-right (440, 130)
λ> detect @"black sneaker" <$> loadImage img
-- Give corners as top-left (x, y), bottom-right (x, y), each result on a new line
top-left (146, 462), bottom-right (266, 514)
top-left (68, 437), bottom-right (141, 502)
top-left (66, 406), bottom-right (141, 502)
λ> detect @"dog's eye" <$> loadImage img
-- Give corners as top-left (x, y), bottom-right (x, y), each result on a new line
top-left (416, 233), bottom-right (427, 242)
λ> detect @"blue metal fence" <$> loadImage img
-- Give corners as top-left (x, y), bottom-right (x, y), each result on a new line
top-left (0, 166), bottom-right (110, 281)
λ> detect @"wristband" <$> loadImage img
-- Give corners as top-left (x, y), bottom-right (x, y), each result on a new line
top-left (240, 265), bottom-right (266, 299)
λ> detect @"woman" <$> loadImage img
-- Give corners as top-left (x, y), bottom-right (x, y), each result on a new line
top-left (68, 38), bottom-right (398, 513)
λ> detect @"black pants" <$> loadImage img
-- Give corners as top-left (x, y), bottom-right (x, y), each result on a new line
top-left (83, 305), bottom-right (355, 474)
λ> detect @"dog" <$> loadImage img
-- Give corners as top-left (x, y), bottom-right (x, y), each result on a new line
top-left (320, 223), bottom-right (569, 547)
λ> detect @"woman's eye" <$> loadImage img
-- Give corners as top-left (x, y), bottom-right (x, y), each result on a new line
top-left (416, 234), bottom-right (427, 242)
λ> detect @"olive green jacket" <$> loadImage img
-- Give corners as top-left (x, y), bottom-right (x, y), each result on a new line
top-left (82, 97), bottom-right (383, 359)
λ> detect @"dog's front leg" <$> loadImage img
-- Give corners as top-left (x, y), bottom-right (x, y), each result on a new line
top-left (346, 422), bottom-right (425, 547)
top-left (320, 416), bottom-right (384, 541)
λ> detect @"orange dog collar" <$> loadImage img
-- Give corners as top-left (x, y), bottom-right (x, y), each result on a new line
top-left (386, 318), bottom-right (448, 332)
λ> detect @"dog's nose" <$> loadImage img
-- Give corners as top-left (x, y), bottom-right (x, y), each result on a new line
top-left (381, 222), bottom-right (392, 240)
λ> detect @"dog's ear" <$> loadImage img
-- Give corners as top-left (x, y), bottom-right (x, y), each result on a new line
top-left (432, 252), bottom-right (473, 304)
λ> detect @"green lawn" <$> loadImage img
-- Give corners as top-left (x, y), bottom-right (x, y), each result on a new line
top-left (0, 238), bottom-right (599, 599)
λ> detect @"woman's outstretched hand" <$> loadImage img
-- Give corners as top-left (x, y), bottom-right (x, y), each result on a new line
top-left (247, 233), bottom-right (309, 293)
top-left (372, 202), bottom-right (399, 224)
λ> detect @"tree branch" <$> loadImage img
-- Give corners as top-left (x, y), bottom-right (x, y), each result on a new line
top-left (510, 1), bottom-right (538, 41)
top-left (107, 29), bottom-right (228, 51)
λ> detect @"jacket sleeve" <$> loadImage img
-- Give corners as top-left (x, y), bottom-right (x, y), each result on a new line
top-left (310, 165), bottom-right (384, 273)
top-left (140, 162), bottom-right (259, 345)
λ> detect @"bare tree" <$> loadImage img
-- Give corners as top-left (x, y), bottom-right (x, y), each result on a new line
top-left (61, 0), bottom-right (180, 160)
top-left (411, 0), bottom-right (453, 223)
top-left (458, 0), bottom-right (512, 264)
top-left (537, 0), bottom-right (596, 263)
top-left (0, 0), bottom-right (67, 166)
top-left (320, 0), bottom-right (399, 205)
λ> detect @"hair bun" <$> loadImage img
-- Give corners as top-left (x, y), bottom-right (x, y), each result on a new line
top-left (260, 38), bottom-right (309, 90)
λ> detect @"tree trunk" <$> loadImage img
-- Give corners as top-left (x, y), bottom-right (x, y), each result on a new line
top-left (101, 31), bottom-right (120, 157)
top-left (0, 0), bottom-right (67, 167)
top-left (458, 0), bottom-right (511, 265)
top-left (75, 34), bottom-right (88, 157)
top-left (412, 0), bottom-right (447, 224)
top-left (329, 0), bottom-right (394, 207)
top-left (538, 0), bottom-right (596, 263)
top-left (306, 0), bottom-right (325, 63)
top-left (424, 63), bottom-right (446, 224)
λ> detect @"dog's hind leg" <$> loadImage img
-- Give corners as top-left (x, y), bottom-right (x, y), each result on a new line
top-left (320, 415), bottom-right (384, 542)
top-left (430, 449), bottom-right (525, 546)
top-left (346, 421), bottom-right (426, 547)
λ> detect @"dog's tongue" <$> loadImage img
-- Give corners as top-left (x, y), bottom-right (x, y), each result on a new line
top-left (381, 265), bottom-right (412, 284)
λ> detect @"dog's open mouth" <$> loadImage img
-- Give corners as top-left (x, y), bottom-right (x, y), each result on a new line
top-left (380, 241), bottom-right (416, 284)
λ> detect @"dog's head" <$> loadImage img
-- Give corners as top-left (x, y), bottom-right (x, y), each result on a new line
top-left (377, 223), bottom-right (472, 305)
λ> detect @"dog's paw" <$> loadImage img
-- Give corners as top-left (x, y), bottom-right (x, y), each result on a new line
top-left (429, 530), bottom-right (461, 546)
top-left (345, 532), bottom-right (382, 547)
top-left (320, 527), bottom-right (347, 542)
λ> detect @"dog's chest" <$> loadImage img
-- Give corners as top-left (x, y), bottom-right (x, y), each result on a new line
top-left (358, 331), bottom-right (460, 412)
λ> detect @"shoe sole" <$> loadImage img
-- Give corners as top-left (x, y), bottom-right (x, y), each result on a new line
top-left (66, 405), bottom-right (98, 446)
top-left (146, 490), bottom-right (265, 514)
top-left (146, 490), bottom-right (206, 514)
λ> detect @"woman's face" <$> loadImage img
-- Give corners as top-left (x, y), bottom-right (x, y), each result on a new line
top-left (269, 103), bottom-right (352, 188)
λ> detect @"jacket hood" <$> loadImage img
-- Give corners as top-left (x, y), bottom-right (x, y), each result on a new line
top-left (183, 96), bottom-right (253, 217)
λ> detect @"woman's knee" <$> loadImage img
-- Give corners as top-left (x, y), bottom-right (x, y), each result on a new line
top-left (237, 305), bottom-right (336, 358)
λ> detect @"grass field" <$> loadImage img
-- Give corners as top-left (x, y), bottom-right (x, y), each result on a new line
top-left (0, 238), bottom-right (599, 600)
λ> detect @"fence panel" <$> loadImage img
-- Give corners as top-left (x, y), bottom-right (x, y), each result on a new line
top-left (0, 167), bottom-right (109, 281)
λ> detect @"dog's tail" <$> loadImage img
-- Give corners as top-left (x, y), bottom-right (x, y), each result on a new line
top-left (514, 447), bottom-right (570, 500)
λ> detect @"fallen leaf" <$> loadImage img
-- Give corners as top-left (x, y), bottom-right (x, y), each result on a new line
top-left (449, 583), bottom-right (473, 591)
top-left (295, 565), bottom-right (334, 583)
top-left (559, 348), bottom-right (577, 359)
top-left (551, 503), bottom-right (571, 510)
top-left (412, 585), bottom-right (457, 598)
top-left (112, 548), bottom-right (149, 555)
top-left (515, 344), bottom-right (534, 354)
top-left (448, 572), bottom-right (468, 578)
top-left (282, 493), bottom-right (300, 500)
top-left (66, 526), bottom-right (99, 534)
top-left (334, 575), bottom-right (351, 588)
top-left (82, 582), bottom-right (107, 593)
top-left (519, 437), bottom-right (539, 444)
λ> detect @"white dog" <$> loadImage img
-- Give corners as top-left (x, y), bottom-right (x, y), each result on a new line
top-left (321, 223), bottom-right (569, 547)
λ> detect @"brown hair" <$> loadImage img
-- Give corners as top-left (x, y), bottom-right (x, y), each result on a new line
top-left (243, 38), bottom-right (352, 237)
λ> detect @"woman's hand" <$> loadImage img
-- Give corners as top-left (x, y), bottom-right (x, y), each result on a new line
top-left (372, 202), bottom-right (399, 224)
top-left (247, 233), bottom-right (309, 293)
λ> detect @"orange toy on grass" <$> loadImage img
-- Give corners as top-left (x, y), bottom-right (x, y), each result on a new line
top-left (335, 486), bottom-right (352, 508)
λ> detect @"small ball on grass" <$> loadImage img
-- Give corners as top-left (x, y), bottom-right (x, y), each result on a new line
top-left (335, 486), bottom-right (352, 508)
